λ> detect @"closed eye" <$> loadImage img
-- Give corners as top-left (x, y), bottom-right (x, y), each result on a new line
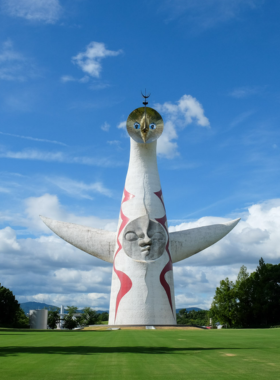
top-left (125, 231), bottom-right (138, 241)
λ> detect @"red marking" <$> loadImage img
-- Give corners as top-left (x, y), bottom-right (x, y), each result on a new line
top-left (160, 258), bottom-right (173, 312)
top-left (155, 189), bottom-right (174, 314)
top-left (123, 188), bottom-right (135, 203)
top-left (156, 215), bottom-right (168, 232)
top-left (114, 188), bottom-right (134, 320)
top-left (114, 269), bottom-right (132, 318)
top-left (155, 189), bottom-right (166, 210)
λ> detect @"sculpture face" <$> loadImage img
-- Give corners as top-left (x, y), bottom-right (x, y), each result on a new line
top-left (126, 107), bottom-right (164, 143)
top-left (122, 214), bottom-right (166, 261)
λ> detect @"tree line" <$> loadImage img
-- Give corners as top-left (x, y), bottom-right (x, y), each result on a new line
top-left (209, 258), bottom-right (280, 328)
top-left (176, 309), bottom-right (209, 326)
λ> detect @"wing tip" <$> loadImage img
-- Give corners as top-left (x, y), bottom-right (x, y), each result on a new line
top-left (39, 215), bottom-right (53, 228)
top-left (225, 217), bottom-right (241, 230)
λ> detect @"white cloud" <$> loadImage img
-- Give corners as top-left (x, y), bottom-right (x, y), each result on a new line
top-left (1, 197), bottom-right (279, 310)
top-left (21, 292), bottom-right (110, 309)
top-left (159, 0), bottom-right (263, 30)
top-left (0, 186), bottom-right (10, 193)
top-left (157, 120), bottom-right (179, 159)
top-left (60, 75), bottom-right (89, 84)
top-left (101, 122), bottom-right (110, 132)
top-left (71, 41), bottom-right (122, 78)
top-left (0, 40), bottom-right (37, 81)
top-left (107, 140), bottom-right (121, 149)
top-left (171, 198), bottom-right (280, 308)
top-left (0, 131), bottom-right (66, 146)
top-left (0, 148), bottom-right (123, 167)
top-left (230, 110), bottom-right (254, 127)
top-left (2, 0), bottom-right (62, 24)
top-left (47, 177), bottom-right (112, 199)
top-left (170, 199), bottom-right (280, 267)
top-left (24, 193), bottom-right (118, 233)
top-left (155, 94), bottom-right (210, 158)
top-left (117, 121), bottom-right (126, 130)
top-left (0, 227), bottom-right (20, 251)
top-left (229, 86), bottom-right (262, 98)
top-left (157, 95), bottom-right (210, 127)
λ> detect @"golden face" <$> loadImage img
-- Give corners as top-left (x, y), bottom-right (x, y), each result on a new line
top-left (126, 107), bottom-right (164, 143)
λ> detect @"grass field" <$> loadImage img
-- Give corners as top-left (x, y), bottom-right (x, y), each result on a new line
top-left (0, 328), bottom-right (279, 380)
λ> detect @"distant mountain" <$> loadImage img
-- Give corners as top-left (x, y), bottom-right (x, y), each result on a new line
top-left (20, 302), bottom-right (59, 314)
top-left (20, 302), bottom-right (108, 315)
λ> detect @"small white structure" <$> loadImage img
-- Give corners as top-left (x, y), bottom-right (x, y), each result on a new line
top-left (57, 305), bottom-right (65, 329)
top-left (29, 309), bottom-right (48, 329)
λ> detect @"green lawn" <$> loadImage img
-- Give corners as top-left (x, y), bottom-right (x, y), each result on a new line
top-left (0, 328), bottom-right (279, 380)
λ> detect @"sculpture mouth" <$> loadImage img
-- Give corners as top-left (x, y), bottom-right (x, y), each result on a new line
top-left (141, 245), bottom-right (151, 256)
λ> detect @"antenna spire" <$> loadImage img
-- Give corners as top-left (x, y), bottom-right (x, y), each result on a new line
top-left (141, 89), bottom-right (150, 107)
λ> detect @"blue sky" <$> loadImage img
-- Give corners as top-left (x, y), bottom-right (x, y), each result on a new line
top-left (0, 0), bottom-right (280, 310)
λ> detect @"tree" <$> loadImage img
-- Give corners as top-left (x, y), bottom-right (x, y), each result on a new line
top-left (177, 309), bottom-right (209, 326)
top-left (210, 259), bottom-right (280, 328)
top-left (98, 312), bottom-right (109, 323)
top-left (210, 277), bottom-right (238, 327)
top-left (240, 258), bottom-right (280, 327)
top-left (0, 283), bottom-right (29, 328)
top-left (63, 306), bottom-right (79, 330)
top-left (80, 307), bottom-right (99, 326)
top-left (48, 309), bottom-right (60, 329)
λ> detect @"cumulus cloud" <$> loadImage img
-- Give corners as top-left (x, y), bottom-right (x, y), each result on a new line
top-left (2, 0), bottom-right (62, 24)
top-left (71, 41), bottom-right (122, 78)
top-left (0, 40), bottom-right (37, 81)
top-left (24, 193), bottom-right (118, 233)
top-left (170, 199), bottom-right (280, 266)
top-left (1, 197), bottom-right (279, 310)
top-left (157, 95), bottom-right (210, 127)
top-left (155, 94), bottom-right (210, 158)
top-left (171, 198), bottom-right (280, 308)
top-left (0, 227), bottom-right (20, 251)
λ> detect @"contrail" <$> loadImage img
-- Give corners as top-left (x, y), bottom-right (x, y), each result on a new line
top-left (0, 131), bottom-right (67, 146)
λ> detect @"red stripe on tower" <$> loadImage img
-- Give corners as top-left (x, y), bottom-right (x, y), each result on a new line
top-left (155, 190), bottom-right (174, 314)
top-left (113, 189), bottom-right (135, 320)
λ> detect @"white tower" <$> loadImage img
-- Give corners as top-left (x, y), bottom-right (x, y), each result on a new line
top-left (40, 98), bottom-right (240, 325)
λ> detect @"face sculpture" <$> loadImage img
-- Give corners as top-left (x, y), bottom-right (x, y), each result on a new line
top-left (122, 214), bottom-right (166, 262)
top-left (126, 107), bottom-right (164, 144)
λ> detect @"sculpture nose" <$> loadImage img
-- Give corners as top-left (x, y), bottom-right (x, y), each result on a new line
top-left (140, 118), bottom-right (148, 143)
top-left (138, 235), bottom-right (152, 247)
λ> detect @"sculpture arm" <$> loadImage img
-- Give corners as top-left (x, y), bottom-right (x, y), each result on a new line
top-left (169, 218), bottom-right (240, 264)
top-left (40, 216), bottom-right (116, 263)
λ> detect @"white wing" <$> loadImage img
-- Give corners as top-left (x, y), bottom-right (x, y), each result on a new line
top-left (40, 216), bottom-right (116, 263)
top-left (169, 218), bottom-right (240, 263)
